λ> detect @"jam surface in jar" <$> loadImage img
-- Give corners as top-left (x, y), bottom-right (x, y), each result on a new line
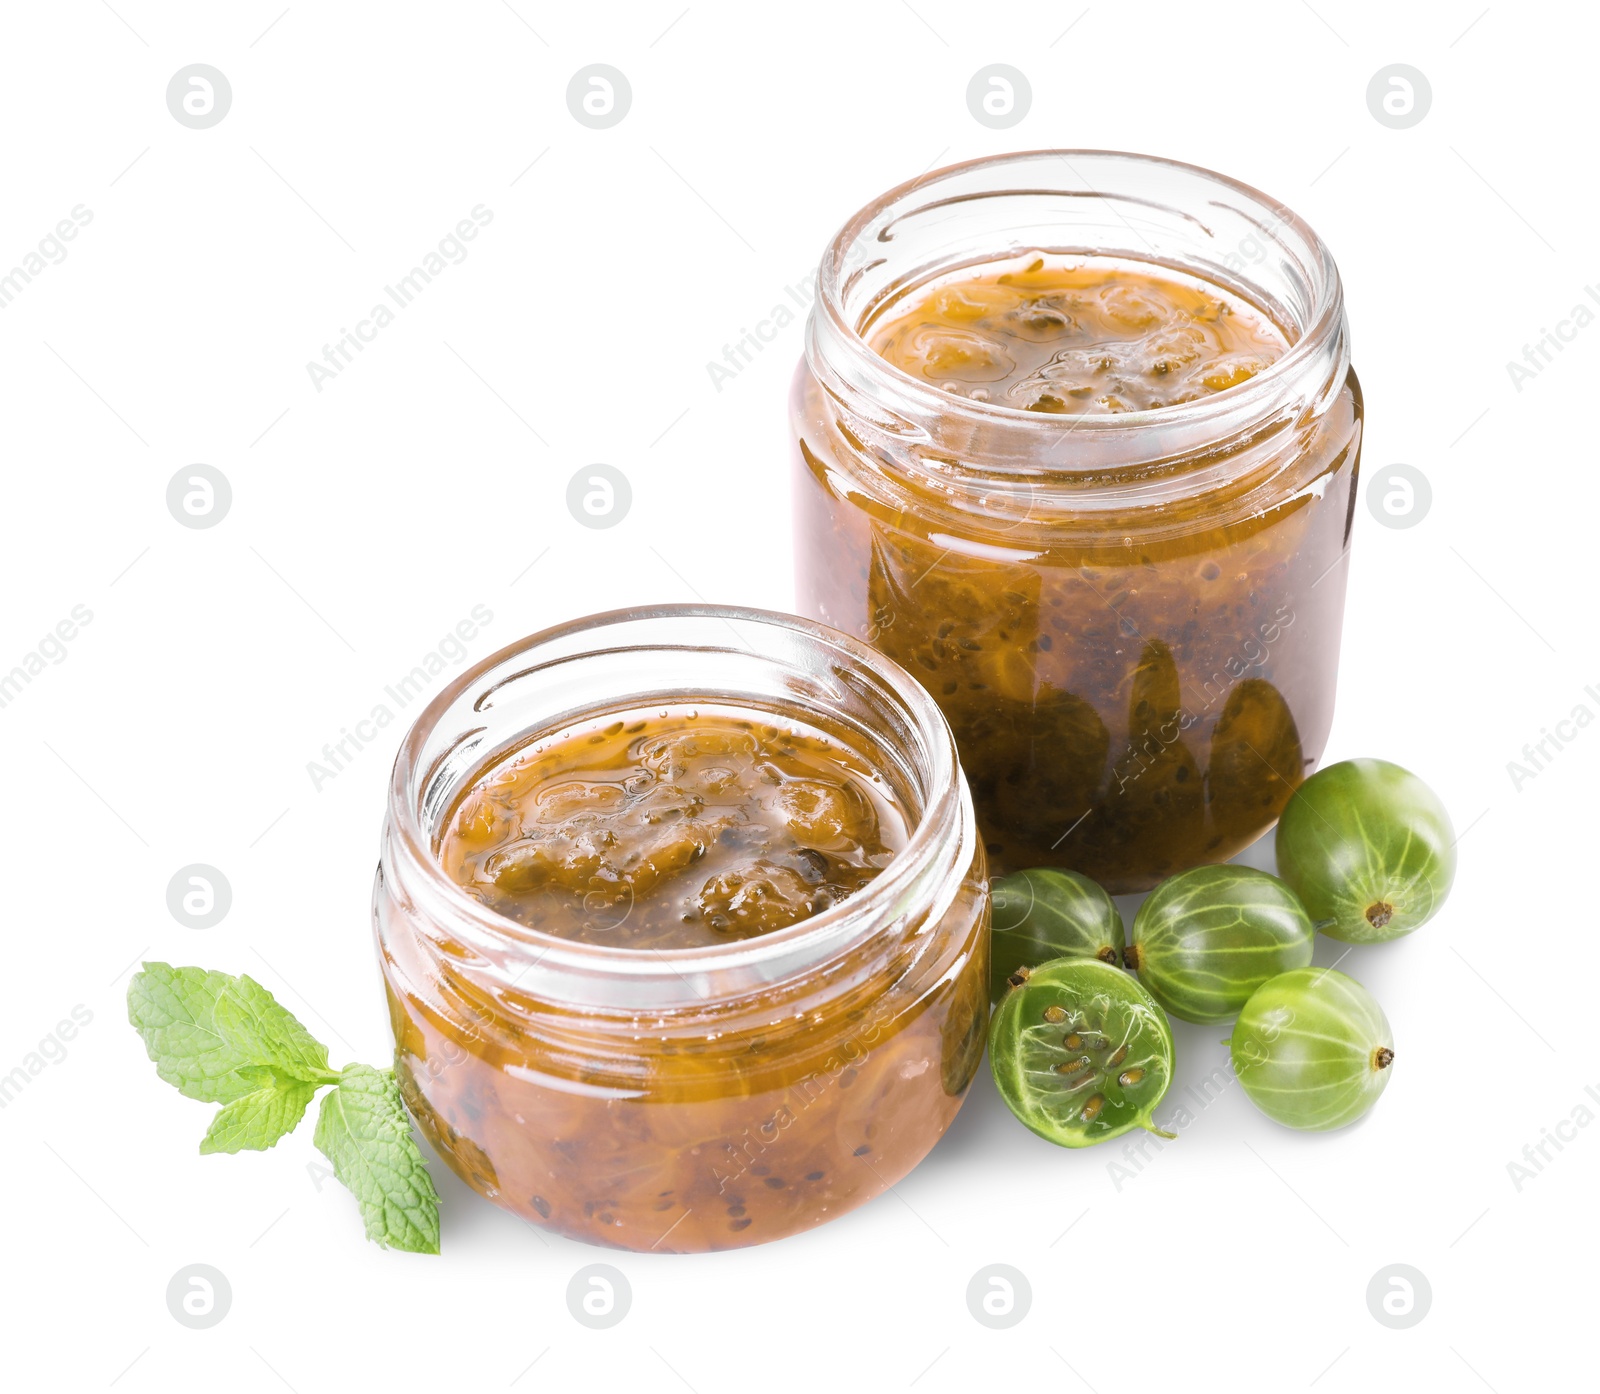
top-left (794, 250), bottom-right (1361, 893)
top-left (441, 710), bottom-right (905, 950)
top-left (868, 255), bottom-right (1288, 415)
top-left (381, 697), bottom-right (989, 1252)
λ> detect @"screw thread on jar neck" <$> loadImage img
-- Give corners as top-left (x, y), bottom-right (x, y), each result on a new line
top-left (380, 604), bottom-right (977, 1019)
top-left (806, 149), bottom-right (1351, 517)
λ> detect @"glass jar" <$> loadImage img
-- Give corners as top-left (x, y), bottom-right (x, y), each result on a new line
top-left (372, 605), bottom-right (989, 1252)
top-left (792, 150), bottom-right (1363, 892)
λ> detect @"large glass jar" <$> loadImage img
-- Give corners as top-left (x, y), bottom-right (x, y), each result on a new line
top-left (373, 605), bottom-right (989, 1252)
top-left (792, 151), bottom-right (1363, 892)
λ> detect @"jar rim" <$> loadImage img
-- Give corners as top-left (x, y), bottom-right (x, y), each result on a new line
top-left (813, 147), bottom-right (1347, 447)
top-left (384, 603), bottom-right (971, 997)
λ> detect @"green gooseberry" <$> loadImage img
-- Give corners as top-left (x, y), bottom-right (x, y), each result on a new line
top-left (989, 958), bottom-right (1176, 1148)
top-left (988, 868), bottom-right (1125, 1002)
top-left (1124, 865), bottom-right (1315, 1024)
top-left (1230, 968), bottom-right (1395, 1131)
top-left (1275, 758), bottom-right (1456, 943)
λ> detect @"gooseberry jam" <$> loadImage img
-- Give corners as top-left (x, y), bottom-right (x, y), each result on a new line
top-left (373, 608), bottom-right (989, 1252)
top-left (794, 151), bottom-right (1362, 891)
top-left (440, 709), bottom-right (905, 950)
top-left (869, 255), bottom-right (1288, 415)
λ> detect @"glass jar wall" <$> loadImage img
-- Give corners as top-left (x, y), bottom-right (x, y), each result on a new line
top-left (792, 151), bottom-right (1362, 892)
top-left (373, 606), bottom-right (989, 1252)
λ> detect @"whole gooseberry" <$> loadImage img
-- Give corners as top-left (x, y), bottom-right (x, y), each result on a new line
top-left (988, 867), bottom-right (1124, 1002)
top-left (1230, 968), bottom-right (1395, 1131)
top-left (1125, 865), bottom-right (1314, 1024)
top-left (1275, 759), bottom-right (1455, 943)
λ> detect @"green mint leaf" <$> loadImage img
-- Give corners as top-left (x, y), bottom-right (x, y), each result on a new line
top-left (131, 963), bottom-right (442, 1254)
top-left (313, 1064), bottom-right (440, 1254)
top-left (210, 976), bottom-right (336, 1083)
top-left (199, 1078), bottom-right (319, 1155)
top-left (128, 963), bottom-right (337, 1104)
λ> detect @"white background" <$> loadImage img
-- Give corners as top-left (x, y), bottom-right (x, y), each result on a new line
top-left (3, 2), bottom-right (1595, 1390)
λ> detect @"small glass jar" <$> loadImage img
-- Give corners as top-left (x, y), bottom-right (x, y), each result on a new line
top-left (792, 150), bottom-right (1363, 892)
top-left (373, 605), bottom-right (989, 1252)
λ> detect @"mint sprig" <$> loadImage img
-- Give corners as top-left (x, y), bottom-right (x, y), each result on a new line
top-left (313, 1064), bottom-right (441, 1254)
top-left (127, 964), bottom-right (339, 1104)
top-left (201, 1078), bottom-right (320, 1155)
top-left (128, 962), bottom-right (441, 1254)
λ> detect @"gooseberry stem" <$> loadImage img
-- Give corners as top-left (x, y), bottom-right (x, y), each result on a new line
top-left (1142, 1119), bottom-right (1178, 1140)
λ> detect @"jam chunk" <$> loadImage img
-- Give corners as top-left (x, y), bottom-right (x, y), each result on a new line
top-left (869, 255), bottom-right (1288, 415)
top-left (440, 709), bottom-right (906, 949)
